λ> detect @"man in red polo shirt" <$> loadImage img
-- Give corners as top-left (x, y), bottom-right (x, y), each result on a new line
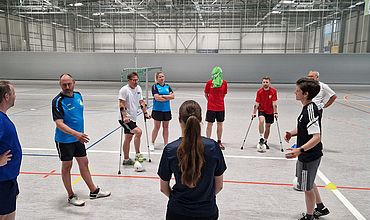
top-left (252, 76), bottom-right (278, 150)
top-left (204, 66), bottom-right (227, 150)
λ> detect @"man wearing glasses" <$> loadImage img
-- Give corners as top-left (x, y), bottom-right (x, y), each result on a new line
top-left (118, 72), bottom-right (150, 166)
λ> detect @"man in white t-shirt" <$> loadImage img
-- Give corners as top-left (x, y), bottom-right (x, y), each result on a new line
top-left (307, 71), bottom-right (337, 116)
top-left (118, 72), bottom-right (150, 165)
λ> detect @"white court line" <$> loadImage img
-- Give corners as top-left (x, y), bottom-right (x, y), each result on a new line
top-left (22, 92), bottom-right (368, 102)
top-left (23, 147), bottom-right (292, 160)
top-left (317, 170), bottom-right (366, 220)
top-left (24, 147), bottom-right (364, 219)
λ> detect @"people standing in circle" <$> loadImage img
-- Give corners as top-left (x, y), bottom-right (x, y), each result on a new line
top-left (204, 66), bottom-right (228, 150)
top-left (252, 76), bottom-right (278, 150)
top-left (0, 81), bottom-right (22, 220)
top-left (150, 71), bottom-right (174, 151)
top-left (158, 100), bottom-right (227, 220)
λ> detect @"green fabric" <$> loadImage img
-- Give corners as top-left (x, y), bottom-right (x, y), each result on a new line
top-left (211, 66), bottom-right (223, 88)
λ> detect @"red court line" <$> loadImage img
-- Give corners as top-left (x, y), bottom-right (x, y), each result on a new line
top-left (21, 171), bottom-right (370, 191)
top-left (42, 169), bottom-right (56, 178)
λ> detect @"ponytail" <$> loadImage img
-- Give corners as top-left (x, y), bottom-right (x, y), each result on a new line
top-left (177, 101), bottom-right (205, 188)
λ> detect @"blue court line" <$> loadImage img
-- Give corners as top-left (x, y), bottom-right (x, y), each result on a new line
top-left (24, 105), bottom-right (153, 157)
top-left (85, 126), bottom-right (121, 150)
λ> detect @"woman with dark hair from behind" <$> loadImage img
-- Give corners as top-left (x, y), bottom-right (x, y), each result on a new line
top-left (158, 100), bottom-right (227, 220)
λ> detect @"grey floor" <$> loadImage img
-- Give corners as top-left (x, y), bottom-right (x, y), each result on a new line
top-left (7, 80), bottom-right (370, 220)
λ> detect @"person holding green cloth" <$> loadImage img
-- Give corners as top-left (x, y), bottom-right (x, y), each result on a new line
top-left (204, 66), bottom-right (228, 150)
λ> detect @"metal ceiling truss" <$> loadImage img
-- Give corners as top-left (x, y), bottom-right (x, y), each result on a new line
top-left (0, 0), bottom-right (365, 29)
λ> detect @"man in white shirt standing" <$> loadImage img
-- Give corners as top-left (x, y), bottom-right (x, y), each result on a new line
top-left (307, 71), bottom-right (337, 117)
top-left (118, 72), bottom-right (150, 165)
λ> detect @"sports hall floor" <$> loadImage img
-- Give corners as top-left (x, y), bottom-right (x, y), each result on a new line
top-left (8, 80), bottom-right (370, 220)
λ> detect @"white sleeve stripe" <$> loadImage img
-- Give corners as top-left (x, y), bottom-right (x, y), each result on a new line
top-left (307, 118), bottom-right (319, 129)
top-left (308, 121), bottom-right (321, 134)
top-left (307, 104), bottom-right (320, 134)
top-left (308, 104), bottom-right (315, 123)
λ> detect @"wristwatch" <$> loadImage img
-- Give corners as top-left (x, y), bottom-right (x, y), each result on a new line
top-left (300, 148), bottom-right (305, 153)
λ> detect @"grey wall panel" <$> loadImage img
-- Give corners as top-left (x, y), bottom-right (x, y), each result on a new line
top-left (0, 52), bottom-right (369, 84)
top-left (0, 52), bottom-right (136, 81)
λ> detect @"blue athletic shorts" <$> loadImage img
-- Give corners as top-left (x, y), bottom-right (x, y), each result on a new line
top-left (0, 178), bottom-right (19, 215)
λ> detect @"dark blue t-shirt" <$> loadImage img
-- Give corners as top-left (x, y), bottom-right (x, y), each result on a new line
top-left (152, 83), bottom-right (173, 112)
top-left (157, 137), bottom-right (227, 217)
top-left (0, 111), bottom-right (22, 181)
top-left (52, 92), bottom-right (84, 143)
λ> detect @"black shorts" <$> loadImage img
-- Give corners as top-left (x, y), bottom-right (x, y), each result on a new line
top-left (121, 120), bottom-right (138, 134)
top-left (152, 111), bottom-right (172, 121)
top-left (0, 179), bottom-right (19, 215)
top-left (55, 141), bottom-right (87, 161)
top-left (258, 111), bottom-right (274, 124)
top-left (206, 110), bottom-right (225, 123)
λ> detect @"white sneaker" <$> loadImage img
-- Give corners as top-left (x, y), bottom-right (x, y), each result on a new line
top-left (90, 187), bottom-right (111, 199)
top-left (68, 194), bottom-right (85, 206)
top-left (149, 144), bottom-right (155, 151)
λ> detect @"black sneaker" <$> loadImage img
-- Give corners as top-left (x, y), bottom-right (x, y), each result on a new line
top-left (313, 207), bottom-right (330, 218)
top-left (299, 214), bottom-right (314, 220)
top-left (264, 140), bottom-right (270, 149)
top-left (259, 138), bottom-right (264, 145)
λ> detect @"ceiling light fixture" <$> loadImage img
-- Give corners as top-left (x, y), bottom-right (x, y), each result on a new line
top-left (69, 3), bottom-right (83, 7)
top-left (92, 12), bottom-right (105, 16)
top-left (281, 0), bottom-right (295, 4)
top-left (271, 10), bottom-right (281, 14)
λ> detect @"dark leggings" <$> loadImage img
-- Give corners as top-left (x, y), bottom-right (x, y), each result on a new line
top-left (166, 210), bottom-right (219, 220)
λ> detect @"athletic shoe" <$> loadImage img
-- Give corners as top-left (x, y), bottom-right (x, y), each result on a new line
top-left (122, 158), bottom-right (135, 166)
top-left (299, 214), bottom-right (314, 220)
top-left (135, 153), bottom-right (146, 162)
top-left (149, 144), bottom-right (155, 151)
top-left (90, 187), bottom-right (111, 199)
top-left (259, 138), bottom-right (264, 145)
top-left (217, 140), bottom-right (225, 150)
top-left (264, 140), bottom-right (270, 149)
top-left (68, 194), bottom-right (85, 206)
top-left (313, 207), bottom-right (330, 218)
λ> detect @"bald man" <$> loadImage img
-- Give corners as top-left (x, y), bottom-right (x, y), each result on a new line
top-left (52, 74), bottom-right (110, 206)
top-left (307, 71), bottom-right (337, 117)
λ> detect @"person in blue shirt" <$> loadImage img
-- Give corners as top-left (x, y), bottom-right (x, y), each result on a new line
top-left (150, 71), bottom-right (174, 151)
top-left (52, 74), bottom-right (110, 207)
top-left (0, 80), bottom-right (21, 220)
top-left (158, 100), bottom-right (227, 220)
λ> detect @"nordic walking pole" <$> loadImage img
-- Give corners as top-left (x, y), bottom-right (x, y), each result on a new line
top-left (241, 116), bottom-right (254, 150)
top-left (141, 103), bottom-right (152, 163)
top-left (118, 126), bottom-right (123, 174)
top-left (275, 116), bottom-right (284, 152)
top-left (143, 113), bottom-right (151, 162)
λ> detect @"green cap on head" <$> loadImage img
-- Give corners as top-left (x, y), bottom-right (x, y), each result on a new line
top-left (211, 66), bottom-right (223, 88)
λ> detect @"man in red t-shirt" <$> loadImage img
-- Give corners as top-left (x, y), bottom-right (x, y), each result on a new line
top-left (204, 67), bottom-right (228, 150)
top-left (252, 76), bottom-right (278, 149)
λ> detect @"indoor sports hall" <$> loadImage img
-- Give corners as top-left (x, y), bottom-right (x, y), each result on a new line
top-left (1, 1), bottom-right (370, 220)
